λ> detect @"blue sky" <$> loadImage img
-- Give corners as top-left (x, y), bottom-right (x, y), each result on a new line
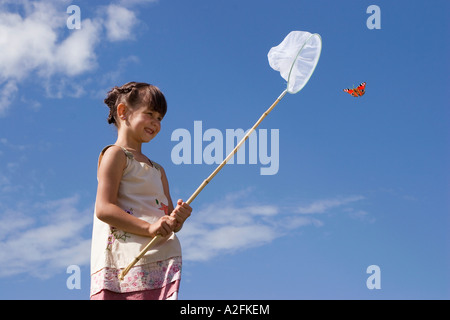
top-left (0, 0), bottom-right (448, 300)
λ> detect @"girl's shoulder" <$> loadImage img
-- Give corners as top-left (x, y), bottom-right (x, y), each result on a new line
top-left (100, 145), bottom-right (133, 158)
top-left (98, 145), bottom-right (128, 169)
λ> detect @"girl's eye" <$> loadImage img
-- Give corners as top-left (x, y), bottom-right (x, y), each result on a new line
top-left (147, 112), bottom-right (162, 121)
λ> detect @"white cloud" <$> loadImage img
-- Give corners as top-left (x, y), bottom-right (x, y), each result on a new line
top-left (0, 1), bottom-right (68, 81)
top-left (105, 5), bottom-right (137, 41)
top-left (0, 189), bottom-right (369, 279)
top-left (296, 195), bottom-right (365, 214)
top-left (0, 0), bottom-right (149, 116)
top-left (54, 18), bottom-right (102, 76)
top-left (177, 192), bottom-right (369, 262)
top-left (0, 1), bottom-right (112, 81)
top-left (346, 209), bottom-right (376, 223)
top-left (0, 80), bottom-right (18, 116)
top-left (0, 195), bottom-right (92, 278)
top-left (178, 192), bottom-right (325, 262)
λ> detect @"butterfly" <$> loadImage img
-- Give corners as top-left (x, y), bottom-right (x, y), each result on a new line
top-left (343, 82), bottom-right (366, 97)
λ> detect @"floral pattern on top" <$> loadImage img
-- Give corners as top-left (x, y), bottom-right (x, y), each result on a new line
top-left (106, 208), bottom-right (134, 251)
top-left (156, 199), bottom-right (169, 215)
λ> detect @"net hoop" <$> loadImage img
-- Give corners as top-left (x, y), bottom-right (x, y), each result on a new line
top-left (286, 33), bottom-right (322, 94)
top-left (268, 31), bottom-right (322, 94)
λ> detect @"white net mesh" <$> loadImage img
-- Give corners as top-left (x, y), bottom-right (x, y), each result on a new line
top-left (268, 31), bottom-right (322, 94)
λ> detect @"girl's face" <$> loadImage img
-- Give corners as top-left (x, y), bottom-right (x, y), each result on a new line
top-left (125, 104), bottom-right (163, 143)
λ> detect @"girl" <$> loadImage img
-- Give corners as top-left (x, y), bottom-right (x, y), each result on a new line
top-left (90, 82), bottom-right (192, 300)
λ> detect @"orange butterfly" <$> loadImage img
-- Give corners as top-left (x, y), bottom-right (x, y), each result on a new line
top-left (344, 82), bottom-right (366, 97)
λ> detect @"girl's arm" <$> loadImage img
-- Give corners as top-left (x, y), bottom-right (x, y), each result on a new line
top-left (160, 165), bottom-right (192, 233)
top-left (95, 146), bottom-right (175, 237)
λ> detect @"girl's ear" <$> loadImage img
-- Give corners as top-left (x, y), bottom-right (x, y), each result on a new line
top-left (117, 103), bottom-right (128, 120)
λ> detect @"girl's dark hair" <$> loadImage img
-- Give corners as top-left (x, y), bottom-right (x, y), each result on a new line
top-left (104, 82), bottom-right (167, 126)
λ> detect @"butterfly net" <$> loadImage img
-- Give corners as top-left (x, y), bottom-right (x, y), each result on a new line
top-left (118, 30), bottom-right (322, 280)
top-left (268, 31), bottom-right (322, 94)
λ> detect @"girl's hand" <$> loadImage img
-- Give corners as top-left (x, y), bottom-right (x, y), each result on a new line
top-left (170, 199), bottom-right (192, 232)
top-left (148, 215), bottom-right (177, 238)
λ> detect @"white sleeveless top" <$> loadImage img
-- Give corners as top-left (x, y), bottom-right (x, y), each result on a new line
top-left (90, 145), bottom-right (182, 275)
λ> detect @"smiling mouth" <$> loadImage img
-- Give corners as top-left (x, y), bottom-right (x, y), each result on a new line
top-left (145, 128), bottom-right (155, 135)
